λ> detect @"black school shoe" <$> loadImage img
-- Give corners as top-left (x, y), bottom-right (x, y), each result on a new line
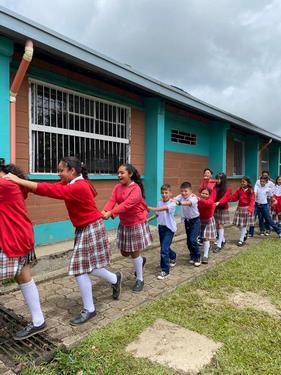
top-left (134, 256), bottom-right (146, 277)
top-left (112, 271), bottom-right (122, 300)
top-left (70, 309), bottom-right (96, 326)
top-left (133, 279), bottom-right (144, 293)
top-left (14, 322), bottom-right (47, 341)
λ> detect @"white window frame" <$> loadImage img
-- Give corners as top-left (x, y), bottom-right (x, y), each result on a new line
top-left (28, 79), bottom-right (131, 175)
top-left (233, 138), bottom-right (245, 176)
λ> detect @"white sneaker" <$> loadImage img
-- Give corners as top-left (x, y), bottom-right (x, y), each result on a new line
top-left (157, 271), bottom-right (170, 280)
top-left (194, 259), bottom-right (201, 267)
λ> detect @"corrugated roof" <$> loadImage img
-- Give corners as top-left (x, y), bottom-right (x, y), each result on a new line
top-left (0, 5), bottom-right (280, 142)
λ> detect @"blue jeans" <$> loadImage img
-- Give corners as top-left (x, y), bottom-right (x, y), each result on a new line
top-left (256, 203), bottom-right (281, 234)
top-left (184, 217), bottom-right (201, 261)
top-left (158, 225), bottom-right (176, 273)
top-left (249, 203), bottom-right (271, 235)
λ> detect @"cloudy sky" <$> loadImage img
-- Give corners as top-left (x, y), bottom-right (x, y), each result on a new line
top-left (1, 0), bottom-right (281, 135)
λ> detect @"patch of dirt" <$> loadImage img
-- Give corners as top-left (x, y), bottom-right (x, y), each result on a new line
top-left (228, 291), bottom-right (281, 317)
top-left (195, 289), bottom-right (222, 305)
top-left (126, 319), bottom-right (222, 374)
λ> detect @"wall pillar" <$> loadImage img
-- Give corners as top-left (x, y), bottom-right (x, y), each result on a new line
top-left (0, 36), bottom-right (13, 163)
top-left (209, 122), bottom-right (229, 175)
top-left (143, 98), bottom-right (165, 205)
top-left (245, 134), bottom-right (259, 183)
top-left (269, 141), bottom-right (280, 178)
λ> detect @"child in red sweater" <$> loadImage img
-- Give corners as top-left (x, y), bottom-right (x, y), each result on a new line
top-left (211, 173), bottom-right (231, 252)
top-left (198, 188), bottom-right (216, 264)
top-left (0, 162), bottom-right (45, 340)
top-left (102, 164), bottom-right (152, 293)
top-left (230, 177), bottom-right (255, 246)
top-left (5, 157), bottom-right (122, 326)
top-left (199, 168), bottom-right (217, 193)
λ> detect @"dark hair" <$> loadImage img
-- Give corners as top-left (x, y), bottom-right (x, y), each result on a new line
top-left (261, 170), bottom-right (269, 176)
top-left (241, 176), bottom-right (253, 192)
top-left (180, 181), bottom-right (192, 189)
top-left (260, 176), bottom-right (268, 182)
top-left (215, 172), bottom-right (227, 200)
top-left (203, 168), bottom-right (213, 175)
top-left (161, 184), bottom-right (171, 191)
top-left (121, 163), bottom-right (145, 198)
top-left (60, 157), bottom-right (88, 179)
top-left (275, 175), bottom-right (281, 185)
top-left (0, 163), bottom-right (26, 179)
top-left (201, 187), bottom-right (211, 195)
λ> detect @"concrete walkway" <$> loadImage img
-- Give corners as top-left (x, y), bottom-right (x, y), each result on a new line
top-left (1, 224), bottom-right (262, 350)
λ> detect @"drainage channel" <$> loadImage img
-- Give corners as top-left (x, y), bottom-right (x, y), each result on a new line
top-left (0, 304), bottom-right (58, 374)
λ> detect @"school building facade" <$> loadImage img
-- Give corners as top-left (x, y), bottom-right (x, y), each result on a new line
top-left (1, 6), bottom-right (281, 246)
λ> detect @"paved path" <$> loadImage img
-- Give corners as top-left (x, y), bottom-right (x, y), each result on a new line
top-left (1, 224), bottom-right (262, 354)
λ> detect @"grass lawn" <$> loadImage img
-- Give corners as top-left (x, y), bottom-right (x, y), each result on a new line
top-left (22, 238), bottom-right (281, 375)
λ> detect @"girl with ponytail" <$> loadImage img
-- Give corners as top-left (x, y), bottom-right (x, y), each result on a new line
top-left (4, 156), bottom-right (122, 326)
top-left (102, 163), bottom-right (152, 293)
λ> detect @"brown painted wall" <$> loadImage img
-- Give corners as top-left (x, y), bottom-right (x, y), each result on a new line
top-left (226, 136), bottom-right (234, 176)
top-left (164, 151), bottom-right (208, 194)
top-left (15, 77), bottom-right (145, 225)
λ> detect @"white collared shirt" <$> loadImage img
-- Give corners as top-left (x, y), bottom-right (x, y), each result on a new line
top-left (175, 194), bottom-right (199, 220)
top-left (69, 175), bottom-right (84, 185)
top-left (254, 184), bottom-right (272, 204)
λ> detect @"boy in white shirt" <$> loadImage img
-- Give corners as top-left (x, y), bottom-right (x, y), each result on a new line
top-left (148, 184), bottom-right (177, 280)
top-left (255, 177), bottom-right (281, 237)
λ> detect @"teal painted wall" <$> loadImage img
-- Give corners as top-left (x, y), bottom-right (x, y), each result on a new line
top-left (144, 98), bottom-right (165, 206)
top-left (34, 217), bottom-right (119, 246)
top-left (245, 134), bottom-right (259, 183)
top-left (209, 122), bottom-right (229, 175)
top-left (165, 112), bottom-right (210, 156)
top-left (269, 141), bottom-right (280, 178)
top-left (0, 37), bottom-right (13, 162)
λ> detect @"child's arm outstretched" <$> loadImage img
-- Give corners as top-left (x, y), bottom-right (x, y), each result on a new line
top-left (147, 214), bottom-right (158, 222)
top-left (3, 173), bottom-right (37, 190)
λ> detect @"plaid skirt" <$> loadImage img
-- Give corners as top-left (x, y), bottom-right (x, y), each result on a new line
top-left (69, 219), bottom-right (112, 276)
top-left (200, 218), bottom-right (217, 240)
top-left (233, 206), bottom-right (254, 228)
top-left (214, 208), bottom-right (230, 225)
top-left (117, 221), bottom-right (153, 252)
top-left (0, 249), bottom-right (36, 281)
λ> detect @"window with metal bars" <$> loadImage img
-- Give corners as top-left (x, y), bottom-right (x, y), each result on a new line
top-left (29, 80), bottom-right (131, 174)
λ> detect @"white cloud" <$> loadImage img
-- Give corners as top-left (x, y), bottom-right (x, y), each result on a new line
top-left (1, 0), bottom-right (281, 135)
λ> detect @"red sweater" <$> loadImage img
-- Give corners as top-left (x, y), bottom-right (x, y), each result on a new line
top-left (198, 198), bottom-right (216, 220)
top-left (36, 179), bottom-right (102, 229)
top-left (230, 187), bottom-right (255, 214)
top-left (104, 182), bottom-right (148, 226)
top-left (0, 179), bottom-right (34, 257)
top-left (199, 179), bottom-right (217, 193)
top-left (211, 187), bottom-right (231, 209)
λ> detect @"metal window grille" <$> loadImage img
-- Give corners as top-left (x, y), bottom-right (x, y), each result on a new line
top-left (29, 80), bottom-right (131, 174)
top-left (233, 139), bottom-right (244, 175)
top-left (171, 129), bottom-right (197, 145)
top-left (260, 148), bottom-right (269, 172)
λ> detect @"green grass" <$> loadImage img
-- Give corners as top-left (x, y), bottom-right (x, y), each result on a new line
top-left (22, 238), bottom-right (281, 375)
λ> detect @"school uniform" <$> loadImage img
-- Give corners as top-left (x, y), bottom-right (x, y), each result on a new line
top-left (272, 185), bottom-right (281, 215)
top-left (0, 178), bottom-right (36, 280)
top-left (103, 182), bottom-right (152, 252)
top-left (156, 199), bottom-right (177, 274)
top-left (211, 187), bottom-right (231, 224)
top-left (175, 194), bottom-right (201, 261)
top-left (254, 184), bottom-right (281, 235)
top-left (36, 176), bottom-right (111, 275)
top-left (231, 187), bottom-right (255, 227)
top-left (199, 179), bottom-right (217, 193)
top-left (198, 198), bottom-right (216, 240)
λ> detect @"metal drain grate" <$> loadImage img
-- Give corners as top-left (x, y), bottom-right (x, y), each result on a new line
top-left (0, 304), bottom-right (58, 373)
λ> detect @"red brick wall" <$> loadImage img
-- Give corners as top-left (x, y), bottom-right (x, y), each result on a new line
top-left (164, 151), bottom-right (208, 194)
top-left (14, 76), bottom-right (145, 225)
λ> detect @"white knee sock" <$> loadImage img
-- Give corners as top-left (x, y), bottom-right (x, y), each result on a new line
top-left (20, 279), bottom-right (45, 327)
top-left (240, 227), bottom-right (247, 242)
top-left (75, 274), bottom-right (95, 312)
top-left (203, 241), bottom-right (210, 258)
top-left (91, 268), bottom-right (117, 284)
top-left (133, 256), bottom-right (143, 281)
top-left (217, 228), bottom-right (224, 248)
